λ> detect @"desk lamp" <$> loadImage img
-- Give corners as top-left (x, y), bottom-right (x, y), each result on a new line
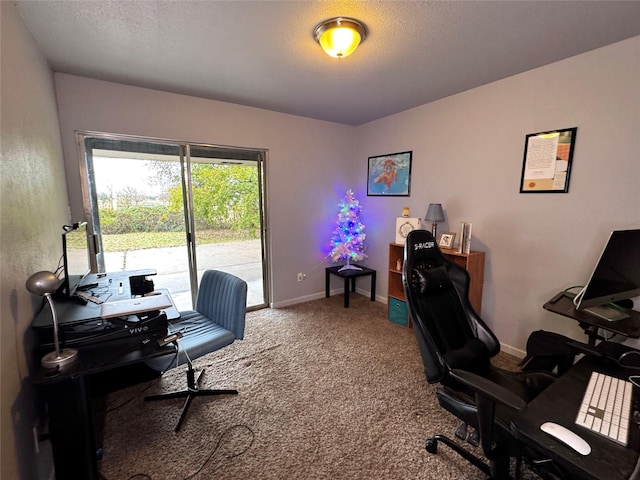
top-left (26, 271), bottom-right (78, 368)
top-left (425, 203), bottom-right (445, 238)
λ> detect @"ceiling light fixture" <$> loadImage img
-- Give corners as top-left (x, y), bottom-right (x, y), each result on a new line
top-left (313, 17), bottom-right (367, 59)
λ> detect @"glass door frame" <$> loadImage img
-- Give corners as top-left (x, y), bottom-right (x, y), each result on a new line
top-left (75, 130), bottom-right (270, 310)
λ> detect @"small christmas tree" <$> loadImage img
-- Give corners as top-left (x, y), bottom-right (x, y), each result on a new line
top-left (329, 189), bottom-right (367, 271)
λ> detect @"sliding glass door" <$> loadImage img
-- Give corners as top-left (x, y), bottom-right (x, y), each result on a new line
top-left (77, 132), bottom-right (268, 310)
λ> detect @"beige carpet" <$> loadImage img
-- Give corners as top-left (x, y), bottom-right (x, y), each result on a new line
top-left (98, 294), bottom-right (539, 480)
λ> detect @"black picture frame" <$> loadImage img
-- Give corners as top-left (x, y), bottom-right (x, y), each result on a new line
top-left (367, 151), bottom-right (412, 196)
top-left (520, 127), bottom-right (577, 193)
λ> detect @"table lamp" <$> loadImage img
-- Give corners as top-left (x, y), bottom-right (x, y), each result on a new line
top-left (425, 203), bottom-right (445, 238)
top-left (26, 271), bottom-right (78, 368)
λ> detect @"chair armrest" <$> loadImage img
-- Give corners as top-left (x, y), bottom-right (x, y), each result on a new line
top-left (566, 340), bottom-right (603, 358)
top-left (450, 368), bottom-right (527, 460)
top-left (450, 369), bottom-right (527, 410)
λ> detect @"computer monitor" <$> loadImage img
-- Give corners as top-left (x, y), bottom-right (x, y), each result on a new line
top-left (60, 222), bottom-right (91, 298)
top-left (575, 229), bottom-right (640, 321)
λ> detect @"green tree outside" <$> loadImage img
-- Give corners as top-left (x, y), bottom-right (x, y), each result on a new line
top-left (168, 163), bottom-right (260, 230)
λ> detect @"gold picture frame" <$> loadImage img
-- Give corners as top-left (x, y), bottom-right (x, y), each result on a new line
top-left (438, 232), bottom-right (456, 249)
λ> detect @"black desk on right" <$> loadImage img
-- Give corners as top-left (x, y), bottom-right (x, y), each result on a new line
top-left (544, 293), bottom-right (640, 345)
top-left (511, 342), bottom-right (640, 480)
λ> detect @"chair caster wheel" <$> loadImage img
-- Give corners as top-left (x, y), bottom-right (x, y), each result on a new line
top-left (425, 438), bottom-right (438, 454)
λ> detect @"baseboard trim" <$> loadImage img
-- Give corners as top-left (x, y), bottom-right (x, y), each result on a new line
top-left (500, 343), bottom-right (526, 359)
top-left (271, 288), bottom-right (383, 309)
top-left (273, 292), bottom-right (527, 360)
top-left (271, 292), bottom-right (326, 308)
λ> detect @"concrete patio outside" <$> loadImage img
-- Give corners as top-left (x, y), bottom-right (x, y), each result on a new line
top-left (102, 238), bottom-right (264, 310)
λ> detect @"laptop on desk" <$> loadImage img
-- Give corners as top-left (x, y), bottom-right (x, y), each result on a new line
top-left (100, 293), bottom-right (173, 319)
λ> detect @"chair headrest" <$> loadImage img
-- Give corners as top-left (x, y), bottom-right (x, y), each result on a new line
top-left (404, 230), bottom-right (448, 267)
top-left (411, 265), bottom-right (454, 294)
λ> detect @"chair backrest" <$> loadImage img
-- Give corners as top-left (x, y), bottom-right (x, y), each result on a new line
top-left (402, 230), bottom-right (499, 384)
top-left (195, 270), bottom-right (247, 339)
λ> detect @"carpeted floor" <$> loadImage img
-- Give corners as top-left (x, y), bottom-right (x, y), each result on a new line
top-left (98, 294), bottom-right (539, 480)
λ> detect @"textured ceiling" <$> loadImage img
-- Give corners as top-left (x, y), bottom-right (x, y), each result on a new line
top-left (15, 1), bottom-right (640, 126)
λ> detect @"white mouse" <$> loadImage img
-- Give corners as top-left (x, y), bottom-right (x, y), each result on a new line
top-left (540, 422), bottom-right (591, 455)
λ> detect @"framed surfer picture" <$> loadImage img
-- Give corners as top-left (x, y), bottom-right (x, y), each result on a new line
top-left (367, 151), bottom-right (412, 196)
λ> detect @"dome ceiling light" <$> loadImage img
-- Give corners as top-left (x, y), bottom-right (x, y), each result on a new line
top-left (313, 17), bottom-right (367, 59)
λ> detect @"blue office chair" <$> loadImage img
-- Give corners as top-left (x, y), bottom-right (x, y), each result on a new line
top-left (144, 269), bottom-right (247, 432)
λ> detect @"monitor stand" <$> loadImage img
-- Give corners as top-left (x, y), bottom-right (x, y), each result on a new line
top-left (583, 304), bottom-right (630, 322)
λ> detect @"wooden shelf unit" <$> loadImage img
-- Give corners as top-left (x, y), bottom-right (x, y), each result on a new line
top-left (387, 243), bottom-right (485, 326)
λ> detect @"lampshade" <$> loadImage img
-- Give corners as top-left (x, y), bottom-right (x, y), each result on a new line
top-left (25, 271), bottom-right (60, 297)
top-left (425, 203), bottom-right (445, 238)
top-left (26, 271), bottom-right (78, 368)
top-left (313, 17), bottom-right (367, 59)
top-left (425, 204), bottom-right (445, 223)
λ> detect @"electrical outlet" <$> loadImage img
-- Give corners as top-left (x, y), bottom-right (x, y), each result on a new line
top-left (297, 272), bottom-right (305, 281)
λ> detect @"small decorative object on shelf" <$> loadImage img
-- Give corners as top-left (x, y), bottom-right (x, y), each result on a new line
top-left (402, 206), bottom-right (410, 217)
top-left (459, 222), bottom-right (472, 254)
top-left (329, 189), bottom-right (367, 272)
top-left (438, 232), bottom-right (456, 249)
top-left (395, 217), bottom-right (421, 244)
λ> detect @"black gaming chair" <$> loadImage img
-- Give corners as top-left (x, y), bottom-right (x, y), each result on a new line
top-left (402, 230), bottom-right (576, 479)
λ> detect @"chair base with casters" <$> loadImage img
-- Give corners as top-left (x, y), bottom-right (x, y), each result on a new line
top-left (145, 359), bottom-right (237, 432)
top-left (143, 270), bottom-right (247, 432)
top-left (424, 434), bottom-right (522, 478)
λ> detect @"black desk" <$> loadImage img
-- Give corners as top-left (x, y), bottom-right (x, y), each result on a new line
top-left (34, 335), bottom-right (175, 480)
top-left (32, 269), bottom-right (161, 330)
top-left (31, 271), bottom-right (179, 480)
top-left (325, 264), bottom-right (376, 308)
top-left (544, 293), bottom-right (640, 345)
top-left (511, 343), bottom-right (640, 480)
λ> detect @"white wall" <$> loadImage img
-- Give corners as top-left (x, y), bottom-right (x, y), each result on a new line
top-left (1, 2), bottom-right (67, 479)
top-left (355, 36), bottom-right (640, 355)
top-left (3, 3), bottom-right (639, 476)
top-left (55, 37), bottom-right (640, 355)
top-left (54, 74), bottom-right (357, 307)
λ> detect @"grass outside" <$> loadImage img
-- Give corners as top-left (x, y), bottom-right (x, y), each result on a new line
top-left (96, 229), bottom-right (257, 252)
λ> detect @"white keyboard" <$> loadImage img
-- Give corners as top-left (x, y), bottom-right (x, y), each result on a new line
top-left (575, 371), bottom-right (632, 446)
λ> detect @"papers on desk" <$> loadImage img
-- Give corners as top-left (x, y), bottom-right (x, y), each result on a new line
top-left (100, 293), bottom-right (173, 318)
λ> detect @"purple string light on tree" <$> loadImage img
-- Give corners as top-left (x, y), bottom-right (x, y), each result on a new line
top-left (329, 189), bottom-right (367, 272)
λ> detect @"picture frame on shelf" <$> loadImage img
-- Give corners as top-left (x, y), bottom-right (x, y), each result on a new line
top-left (438, 232), bottom-right (456, 249)
top-left (367, 151), bottom-right (412, 196)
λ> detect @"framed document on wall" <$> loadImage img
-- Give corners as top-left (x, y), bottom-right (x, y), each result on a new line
top-left (520, 127), bottom-right (577, 193)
